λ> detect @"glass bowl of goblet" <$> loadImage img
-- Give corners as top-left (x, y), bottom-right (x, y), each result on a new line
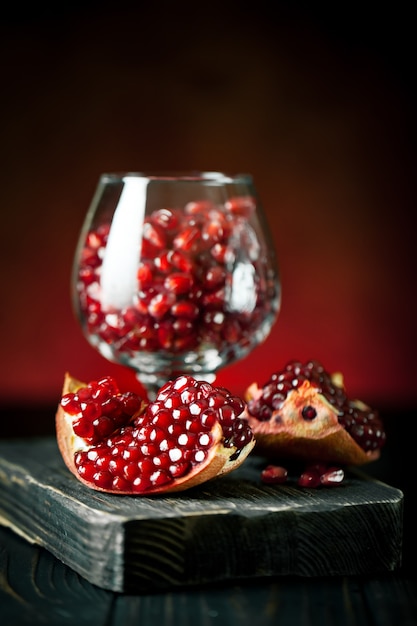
top-left (72, 171), bottom-right (281, 398)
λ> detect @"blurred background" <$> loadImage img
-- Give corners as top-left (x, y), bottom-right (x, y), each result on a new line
top-left (0, 1), bottom-right (415, 416)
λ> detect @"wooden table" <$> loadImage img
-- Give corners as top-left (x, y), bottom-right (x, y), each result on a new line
top-left (0, 406), bottom-right (416, 626)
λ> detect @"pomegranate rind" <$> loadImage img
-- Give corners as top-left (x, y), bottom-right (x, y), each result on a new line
top-left (244, 380), bottom-right (380, 466)
top-left (56, 373), bottom-right (255, 495)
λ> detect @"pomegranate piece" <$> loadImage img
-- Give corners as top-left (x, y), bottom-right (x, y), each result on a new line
top-left (56, 373), bottom-right (255, 495)
top-left (243, 359), bottom-right (386, 467)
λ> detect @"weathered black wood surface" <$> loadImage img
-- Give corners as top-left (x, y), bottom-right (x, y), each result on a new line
top-left (1, 524), bottom-right (416, 626)
top-left (0, 438), bottom-right (403, 594)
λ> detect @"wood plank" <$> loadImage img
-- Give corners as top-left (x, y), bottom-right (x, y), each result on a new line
top-left (0, 437), bottom-right (403, 593)
top-left (2, 524), bottom-right (416, 626)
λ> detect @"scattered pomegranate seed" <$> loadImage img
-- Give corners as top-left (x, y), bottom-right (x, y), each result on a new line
top-left (261, 465), bottom-right (288, 485)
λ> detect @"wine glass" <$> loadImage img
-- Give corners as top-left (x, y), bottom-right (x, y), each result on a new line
top-left (72, 172), bottom-right (281, 398)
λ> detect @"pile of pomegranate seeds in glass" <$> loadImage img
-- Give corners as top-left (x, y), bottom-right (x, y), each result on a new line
top-left (75, 198), bottom-right (278, 361)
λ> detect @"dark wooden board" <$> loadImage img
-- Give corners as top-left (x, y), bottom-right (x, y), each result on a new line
top-left (0, 438), bottom-right (403, 593)
top-left (1, 524), bottom-right (416, 626)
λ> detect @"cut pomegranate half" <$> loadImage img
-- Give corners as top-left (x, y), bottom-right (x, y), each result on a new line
top-left (56, 373), bottom-right (255, 495)
top-left (243, 359), bottom-right (386, 466)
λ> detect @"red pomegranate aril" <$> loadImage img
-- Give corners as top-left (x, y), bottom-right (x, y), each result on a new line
top-left (185, 200), bottom-right (215, 215)
top-left (261, 465), bottom-right (288, 485)
top-left (173, 226), bottom-right (200, 251)
top-left (137, 458), bottom-right (155, 475)
top-left (170, 249), bottom-right (194, 273)
top-left (124, 462), bottom-right (140, 482)
top-left (137, 263), bottom-right (154, 288)
top-left (152, 453), bottom-right (171, 469)
top-left (301, 405), bottom-right (317, 421)
top-left (200, 409), bottom-right (217, 429)
top-left (169, 461), bottom-right (190, 478)
top-left (140, 442), bottom-right (159, 457)
top-left (225, 196), bottom-right (256, 217)
top-left (157, 323), bottom-right (175, 350)
top-left (298, 468), bottom-right (322, 488)
top-left (152, 208), bottom-right (180, 231)
top-left (218, 405), bottom-right (236, 425)
top-left (164, 272), bottom-right (193, 295)
top-left (172, 405), bottom-right (191, 422)
top-left (95, 452), bottom-right (112, 469)
top-left (150, 469), bottom-right (171, 487)
top-left (120, 392), bottom-right (143, 415)
top-left (177, 432), bottom-right (196, 448)
top-left (77, 463), bottom-right (98, 482)
top-left (132, 476), bottom-right (152, 493)
top-left (172, 318), bottom-right (194, 335)
top-left (101, 397), bottom-right (123, 418)
top-left (149, 427), bottom-right (166, 444)
top-left (61, 394), bottom-right (80, 413)
top-left (151, 408), bottom-right (173, 429)
top-left (77, 387), bottom-right (92, 402)
top-left (112, 476), bottom-right (130, 491)
top-left (92, 470), bottom-right (113, 490)
top-left (201, 220), bottom-right (225, 244)
top-left (122, 447), bottom-right (141, 462)
top-left (143, 221), bottom-right (167, 249)
top-left (73, 418), bottom-right (95, 439)
top-left (92, 416), bottom-right (115, 439)
top-left (320, 467), bottom-right (344, 486)
top-left (203, 266), bottom-right (226, 290)
top-left (108, 457), bottom-right (126, 475)
top-left (171, 302), bottom-right (199, 322)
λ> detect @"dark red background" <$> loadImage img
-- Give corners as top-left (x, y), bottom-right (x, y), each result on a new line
top-left (0, 3), bottom-right (415, 413)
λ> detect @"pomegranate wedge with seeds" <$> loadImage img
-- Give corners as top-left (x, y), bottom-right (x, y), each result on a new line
top-left (242, 359), bottom-right (386, 466)
top-left (56, 373), bottom-right (255, 495)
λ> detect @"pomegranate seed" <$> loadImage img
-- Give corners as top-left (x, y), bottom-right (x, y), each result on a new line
top-left (92, 470), bottom-right (113, 490)
top-left (73, 418), bottom-right (95, 439)
top-left (185, 200), bottom-right (216, 214)
top-left (112, 476), bottom-right (130, 491)
top-left (142, 221), bottom-right (167, 250)
top-left (164, 272), bottom-right (193, 295)
top-left (225, 195), bottom-right (256, 217)
top-left (298, 469), bottom-right (321, 488)
top-left (173, 226), bottom-right (200, 251)
top-left (148, 292), bottom-right (175, 319)
top-left (61, 394), bottom-right (80, 414)
top-left (301, 405), bottom-right (317, 420)
top-left (152, 208), bottom-right (180, 231)
top-left (261, 465), bottom-right (288, 485)
top-left (320, 467), bottom-right (345, 486)
top-left (137, 263), bottom-right (154, 288)
top-left (132, 476), bottom-right (152, 493)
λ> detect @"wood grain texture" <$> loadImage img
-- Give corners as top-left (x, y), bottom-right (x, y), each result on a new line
top-left (0, 438), bottom-right (403, 593)
top-left (1, 525), bottom-right (416, 626)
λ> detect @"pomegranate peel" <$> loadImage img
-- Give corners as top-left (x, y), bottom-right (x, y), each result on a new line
top-left (243, 359), bottom-right (386, 467)
top-left (56, 373), bottom-right (255, 495)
